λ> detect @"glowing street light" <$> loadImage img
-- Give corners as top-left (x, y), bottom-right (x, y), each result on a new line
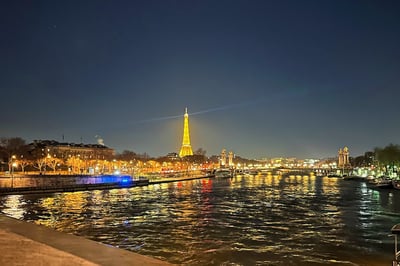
top-left (11, 155), bottom-right (16, 187)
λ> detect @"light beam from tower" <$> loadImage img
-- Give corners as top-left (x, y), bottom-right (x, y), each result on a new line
top-left (179, 107), bottom-right (193, 157)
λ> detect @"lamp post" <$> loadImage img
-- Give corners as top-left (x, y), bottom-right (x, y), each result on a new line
top-left (11, 155), bottom-right (16, 188)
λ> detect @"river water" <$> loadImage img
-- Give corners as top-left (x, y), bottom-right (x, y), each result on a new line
top-left (0, 173), bottom-right (399, 265)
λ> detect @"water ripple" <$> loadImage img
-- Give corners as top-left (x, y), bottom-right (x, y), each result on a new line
top-left (0, 175), bottom-right (396, 265)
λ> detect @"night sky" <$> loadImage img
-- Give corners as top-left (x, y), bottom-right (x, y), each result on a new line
top-left (1, 0), bottom-right (399, 159)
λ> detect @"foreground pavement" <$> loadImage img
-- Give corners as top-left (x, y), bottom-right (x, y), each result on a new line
top-left (0, 215), bottom-right (172, 266)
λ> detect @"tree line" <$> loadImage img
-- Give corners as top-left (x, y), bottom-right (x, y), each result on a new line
top-left (0, 137), bottom-right (262, 173)
top-left (351, 143), bottom-right (400, 174)
top-left (0, 137), bottom-right (217, 173)
top-left (8, 137), bottom-right (397, 173)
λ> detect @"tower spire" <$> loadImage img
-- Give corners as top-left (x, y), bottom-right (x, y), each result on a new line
top-left (179, 107), bottom-right (193, 157)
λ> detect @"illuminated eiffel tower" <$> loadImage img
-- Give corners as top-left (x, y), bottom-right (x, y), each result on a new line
top-left (179, 107), bottom-right (193, 157)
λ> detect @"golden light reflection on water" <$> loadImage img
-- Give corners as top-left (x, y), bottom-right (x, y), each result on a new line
top-left (13, 173), bottom-right (343, 234)
top-left (2, 195), bottom-right (25, 219)
top-left (0, 174), bottom-right (395, 265)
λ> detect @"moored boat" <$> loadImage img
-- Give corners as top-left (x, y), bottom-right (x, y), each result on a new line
top-left (343, 175), bottom-right (365, 181)
top-left (392, 180), bottom-right (400, 190)
top-left (214, 169), bottom-right (233, 178)
top-left (375, 177), bottom-right (393, 189)
top-left (327, 172), bottom-right (341, 178)
top-left (245, 169), bottom-right (259, 175)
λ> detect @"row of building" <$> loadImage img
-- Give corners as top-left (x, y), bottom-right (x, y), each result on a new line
top-left (29, 140), bottom-right (115, 161)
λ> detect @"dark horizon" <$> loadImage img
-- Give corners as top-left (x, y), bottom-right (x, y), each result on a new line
top-left (1, 1), bottom-right (399, 159)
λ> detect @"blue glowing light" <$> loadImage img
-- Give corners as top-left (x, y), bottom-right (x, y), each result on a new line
top-left (121, 176), bottom-right (131, 183)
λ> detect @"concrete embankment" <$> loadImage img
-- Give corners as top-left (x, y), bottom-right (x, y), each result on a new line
top-left (149, 174), bottom-right (212, 185)
top-left (0, 214), bottom-right (172, 266)
top-left (0, 180), bottom-right (149, 195)
top-left (0, 174), bottom-right (212, 195)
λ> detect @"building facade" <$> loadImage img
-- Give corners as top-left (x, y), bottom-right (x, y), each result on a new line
top-left (30, 140), bottom-right (115, 160)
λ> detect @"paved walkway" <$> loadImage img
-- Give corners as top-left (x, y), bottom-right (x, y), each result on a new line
top-left (0, 229), bottom-right (97, 266)
top-left (0, 215), bottom-right (172, 266)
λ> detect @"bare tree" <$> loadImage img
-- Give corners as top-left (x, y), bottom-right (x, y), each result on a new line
top-left (116, 150), bottom-right (138, 161)
top-left (195, 148), bottom-right (207, 156)
top-left (47, 157), bottom-right (62, 173)
top-left (33, 158), bottom-right (47, 174)
top-left (0, 137), bottom-right (27, 172)
top-left (18, 157), bottom-right (31, 173)
top-left (0, 137), bottom-right (27, 156)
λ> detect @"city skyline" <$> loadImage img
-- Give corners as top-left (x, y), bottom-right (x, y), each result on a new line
top-left (1, 1), bottom-right (399, 159)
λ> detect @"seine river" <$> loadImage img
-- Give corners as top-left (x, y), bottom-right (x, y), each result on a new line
top-left (1, 173), bottom-right (399, 265)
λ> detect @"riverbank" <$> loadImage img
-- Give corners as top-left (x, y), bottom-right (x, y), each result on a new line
top-left (0, 214), bottom-right (172, 265)
top-left (0, 174), bottom-right (212, 195)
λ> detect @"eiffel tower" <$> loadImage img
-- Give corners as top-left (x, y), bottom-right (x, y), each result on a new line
top-left (179, 107), bottom-right (193, 157)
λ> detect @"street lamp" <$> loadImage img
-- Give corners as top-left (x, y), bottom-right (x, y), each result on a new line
top-left (11, 155), bottom-right (16, 187)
